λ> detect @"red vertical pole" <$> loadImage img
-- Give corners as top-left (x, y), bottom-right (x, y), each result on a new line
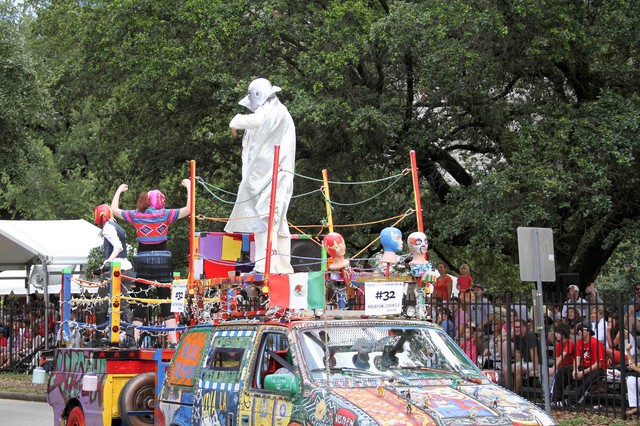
top-left (410, 150), bottom-right (424, 233)
top-left (188, 160), bottom-right (196, 290)
top-left (263, 145), bottom-right (281, 289)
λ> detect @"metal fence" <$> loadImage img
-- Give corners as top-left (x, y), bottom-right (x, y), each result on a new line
top-left (0, 298), bottom-right (51, 373)
top-left (402, 288), bottom-right (640, 420)
top-left (2, 284), bottom-right (639, 420)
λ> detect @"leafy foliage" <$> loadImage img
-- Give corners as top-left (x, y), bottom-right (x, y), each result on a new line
top-left (1, 0), bottom-right (638, 290)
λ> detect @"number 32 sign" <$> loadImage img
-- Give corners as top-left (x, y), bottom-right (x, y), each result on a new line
top-left (364, 281), bottom-right (404, 315)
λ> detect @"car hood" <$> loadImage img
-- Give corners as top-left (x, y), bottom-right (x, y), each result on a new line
top-left (329, 384), bottom-right (554, 425)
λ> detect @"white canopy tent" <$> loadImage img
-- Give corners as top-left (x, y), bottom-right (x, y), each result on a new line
top-left (0, 268), bottom-right (90, 296)
top-left (0, 219), bottom-right (102, 295)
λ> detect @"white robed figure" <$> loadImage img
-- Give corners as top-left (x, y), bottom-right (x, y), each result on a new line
top-left (226, 78), bottom-right (295, 274)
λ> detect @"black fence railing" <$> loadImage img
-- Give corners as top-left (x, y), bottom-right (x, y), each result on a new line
top-left (2, 286), bottom-right (639, 420)
top-left (0, 301), bottom-right (51, 373)
top-left (376, 288), bottom-right (640, 420)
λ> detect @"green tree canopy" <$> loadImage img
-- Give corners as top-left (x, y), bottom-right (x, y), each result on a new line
top-left (11, 0), bottom-right (640, 289)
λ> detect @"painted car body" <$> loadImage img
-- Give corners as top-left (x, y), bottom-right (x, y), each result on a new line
top-left (158, 318), bottom-right (555, 425)
top-left (47, 348), bottom-right (173, 425)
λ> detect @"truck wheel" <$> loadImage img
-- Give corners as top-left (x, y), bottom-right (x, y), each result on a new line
top-left (67, 406), bottom-right (85, 426)
top-left (118, 372), bottom-right (155, 426)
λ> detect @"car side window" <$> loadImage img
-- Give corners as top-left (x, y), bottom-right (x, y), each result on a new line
top-left (253, 332), bottom-right (292, 389)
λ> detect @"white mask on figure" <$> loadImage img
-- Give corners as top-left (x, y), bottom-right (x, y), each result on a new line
top-left (407, 232), bottom-right (428, 265)
top-left (239, 78), bottom-right (282, 112)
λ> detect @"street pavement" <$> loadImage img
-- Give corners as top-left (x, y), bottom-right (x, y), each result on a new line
top-left (0, 397), bottom-right (52, 424)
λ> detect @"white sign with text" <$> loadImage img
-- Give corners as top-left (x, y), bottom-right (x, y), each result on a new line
top-left (170, 283), bottom-right (187, 313)
top-left (364, 281), bottom-right (404, 315)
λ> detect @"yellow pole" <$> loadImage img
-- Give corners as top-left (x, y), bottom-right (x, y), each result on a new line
top-left (109, 261), bottom-right (122, 346)
top-left (322, 169), bottom-right (334, 233)
top-left (188, 160), bottom-right (197, 293)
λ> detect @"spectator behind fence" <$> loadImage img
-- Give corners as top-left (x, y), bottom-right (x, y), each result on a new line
top-left (2, 319), bottom-right (32, 369)
top-left (456, 263), bottom-right (473, 293)
top-left (433, 262), bottom-right (453, 302)
top-left (563, 306), bottom-right (581, 335)
top-left (502, 319), bottom-right (540, 395)
top-left (584, 282), bottom-right (603, 304)
top-left (629, 284), bottom-right (640, 319)
top-left (502, 309), bottom-right (519, 333)
top-left (547, 303), bottom-right (563, 325)
top-left (0, 328), bottom-right (7, 367)
top-left (562, 284), bottom-right (588, 319)
top-left (625, 341), bottom-right (640, 416)
top-left (459, 323), bottom-right (478, 366)
top-left (471, 284), bottom-right (491, 332)
top-left (554, 323), bottom-right (606, 407)
top-left (451, 296), bottom-right (468, 338)
top-left (590, 306), bottom-right (607, 346)
top-left (605, 313), bottom-right (635, 366)
top-left (479, 318), bottom-right (504, 370)
top-left (549, 323), bottom-right (576, 404)
top-left (438, 307), bottom-right (455, 339)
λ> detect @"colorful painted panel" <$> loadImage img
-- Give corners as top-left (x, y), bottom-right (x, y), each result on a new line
top-left (168, 329), bottom-right (212, 387)
top-left (201, 329), bottom-right (256, 386)
top-left (48, 350), bottom-right (109, 425)
top-left (244, 394), bottom-right (291, 426)
top-left (332, 388), bottom-right (437, 426)
top-left (196, 329), bottom-right (257, 425)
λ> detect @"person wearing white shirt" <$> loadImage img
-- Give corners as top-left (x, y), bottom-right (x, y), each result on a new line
top-left (93, 204), bottom-right (136, 348)
top-left (589, 305), bottom-right (607, 346)
top-left (561, 284), bottom-right (588, 319)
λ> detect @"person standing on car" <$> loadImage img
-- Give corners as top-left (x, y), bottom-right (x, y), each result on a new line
top-left (93, 204), bottom-right (136, 348)
top-left (226, 78), bottom-right (296, 274)
top-left (111, 180), bottom-right (191, 347)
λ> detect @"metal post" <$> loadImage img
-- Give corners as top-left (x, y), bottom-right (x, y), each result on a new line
top-left (534, 229), bottom-right (551, 413)
top-left (61, 268), bottom-right (72, 345)
top-left (505, 292), bottom-right (513, 390)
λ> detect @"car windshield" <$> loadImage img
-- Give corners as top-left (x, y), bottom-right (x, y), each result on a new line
top-left (298, 324), bottom-right (481, 383)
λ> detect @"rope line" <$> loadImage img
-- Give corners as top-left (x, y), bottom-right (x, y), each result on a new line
top-left (351, 209), bottom-right (415, 259)
top-left (121, 275), bottom-right (172, 287)
top-left (284, 168), bottom-right (410, 185)
top-left (291, 188), bottom-right (322, 199)
top-left (197, 176), bottom-right (272, 205)
top-left (321, 174), bottom-right (405, 206)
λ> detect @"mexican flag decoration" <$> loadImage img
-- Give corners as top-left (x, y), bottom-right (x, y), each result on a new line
top-left (269, 271), bottom-right (326, 309)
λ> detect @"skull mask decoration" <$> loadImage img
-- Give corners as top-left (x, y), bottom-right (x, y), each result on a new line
top-left (407, 231), bottom-right (428, 265)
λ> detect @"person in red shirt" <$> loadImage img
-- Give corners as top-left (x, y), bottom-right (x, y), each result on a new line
top-left (555, 323), bottom-right (606, 407)
top-left (549, 323), bottom-right (575, 403)
top-left (456, 263), bottom-right (473, 293)
top-left (459, 324), bottom-right (478, 366)
top-left (433, 262), bottom-right (453, 301)
top-left (0, 329), bottom-right (7, 368)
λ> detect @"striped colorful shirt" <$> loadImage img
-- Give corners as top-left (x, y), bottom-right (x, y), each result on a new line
top-left (122, 208), bottom-right (180, 244)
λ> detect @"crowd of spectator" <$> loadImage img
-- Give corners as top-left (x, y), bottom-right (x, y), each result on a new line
top-left (0, 304), bottom-right (54, 370)
top-left (428, 278), bottom-right (640, 415)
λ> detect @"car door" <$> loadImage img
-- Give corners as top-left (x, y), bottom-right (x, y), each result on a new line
top-left (238, 329), bottom-right (297, 426)
top-left (194, 326), bottom-right (258, 426)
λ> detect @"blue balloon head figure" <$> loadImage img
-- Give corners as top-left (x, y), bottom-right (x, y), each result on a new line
top-left (380, 227), bottom-right (403, 264)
